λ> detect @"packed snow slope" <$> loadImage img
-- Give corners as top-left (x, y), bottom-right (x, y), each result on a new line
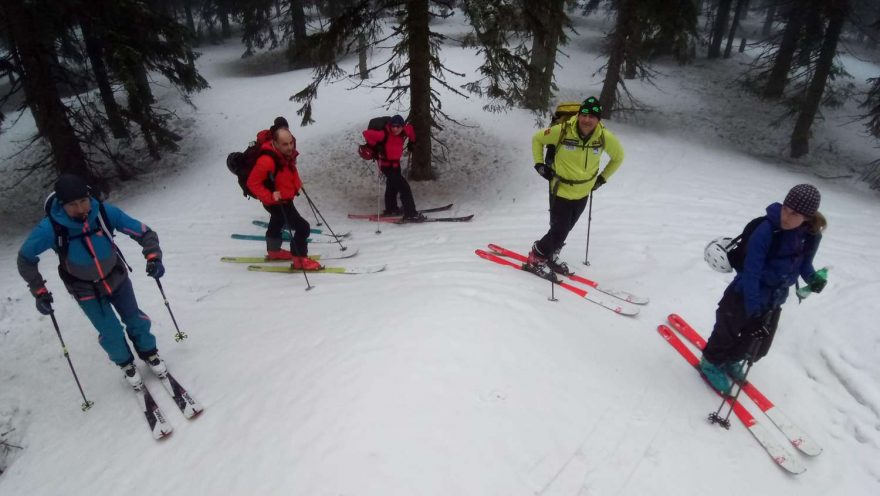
top-left (2, 12), bottom-right (879, 496)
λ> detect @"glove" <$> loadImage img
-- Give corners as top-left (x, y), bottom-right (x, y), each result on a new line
top-left (534, 163), bottom-right (554, 181)
top-left (745, 314), bottom-right (770, 338)
top-left (808, 273), bottom-right (827, 294)
top-left (592, 176), bottom-right (607, 191)
top-left (35, 289), bottom-right (54, 315)
top-left (146, 259), bottom-right (165, 279)
top-left (406, 142), bottom-right (414, 152)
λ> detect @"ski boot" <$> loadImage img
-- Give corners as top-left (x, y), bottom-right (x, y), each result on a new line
top-left (699, 357), bottom-right (732, 395)
top-left (547, 247), bottom-right (572, 276)
top-left (121, 362), bottom-right (144, 389)
top-left (291, 256), bottom-right (322, 271)
top-left (524, 243), bottom-right (558, 282)
top-left (266, 249), bottom-right (293, 261)
top-left (145, 353), bottom-right (168, 378)
top-left (721, 360), bottom-right (747, 383)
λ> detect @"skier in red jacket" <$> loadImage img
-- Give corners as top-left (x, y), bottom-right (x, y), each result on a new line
top-left (362, 114), bottom-right (424, 220)
top-left (247, 125), bottom-right (321, 270)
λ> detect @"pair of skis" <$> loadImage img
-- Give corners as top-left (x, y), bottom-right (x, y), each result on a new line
top-left (476, 244), bottom-right (648, 316)
top-left (220, 247), bottom-right (359, 264)
top-left (347, 203), bottom-right (474, 223)
top-left (133, 368), bottom-right (203, 440)
top-left (658, 313), bottom-right (821, 474)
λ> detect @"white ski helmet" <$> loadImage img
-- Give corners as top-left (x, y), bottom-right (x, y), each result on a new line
top-left (704, 237), bottom-right (734, 273)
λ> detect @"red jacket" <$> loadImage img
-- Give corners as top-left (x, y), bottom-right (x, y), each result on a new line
top-left (247, 140), bottom-right (303, 205)
top-left (363, 123), bottom-right (416, 168)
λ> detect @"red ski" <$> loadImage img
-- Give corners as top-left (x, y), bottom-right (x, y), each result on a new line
top-left (475, 249), bottom-right (638, 316)
top-left (666, 313), bottom-right (822, 457)
top-left (657, 324), bottom-right (806, 474)
top-left (487, 244), bottom-right (648, 304)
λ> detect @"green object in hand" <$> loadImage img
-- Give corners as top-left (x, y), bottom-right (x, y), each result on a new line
top-left (797, 267), bottom-right (828, 299)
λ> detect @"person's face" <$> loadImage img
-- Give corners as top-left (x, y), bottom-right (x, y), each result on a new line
top-left (389, 124), bottom-right (403, 136)
top-left (274, 130), bottom-right (295, 157)
top-left (780, 205), bottom-right (808, 230)
top-left (63, 197), bottom-right (91, 221)
top-left (577, 112), bottom-right (599, 135)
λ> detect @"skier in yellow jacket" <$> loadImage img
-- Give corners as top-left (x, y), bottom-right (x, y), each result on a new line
top-left (527, 96), bottom-right (624, 280)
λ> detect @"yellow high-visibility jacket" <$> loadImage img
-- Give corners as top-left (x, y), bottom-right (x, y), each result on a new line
top-left (531, 117), bottom-right (624, 200)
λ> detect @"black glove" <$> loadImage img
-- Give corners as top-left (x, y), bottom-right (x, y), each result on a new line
top-left (35, 290), bottom-right (54, 315)
top-left (592, 176), bottom-right (606, 191)
top-left (406, 142), bottom-right (414, 152)
top-left (146, 259), bottom-right (165, 279)
top-left (745, 314), bottom-right (770, 338)
top-left (534, 163), bottom-right (554, 181)
top-left (809, 274), bottom-right (827, 294)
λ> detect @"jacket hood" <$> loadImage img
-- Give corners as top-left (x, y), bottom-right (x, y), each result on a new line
top-left (765, 202), bottom-right (783, 229)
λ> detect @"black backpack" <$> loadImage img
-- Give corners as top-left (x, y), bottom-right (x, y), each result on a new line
top-left (44, 193), bottom-right (132, 278)
top-left (726, 216), bottom-right (782, 273)
top-left (226, 144), bottom-right (282, 198)
top-left (357, 116), bottom-right (391, 161)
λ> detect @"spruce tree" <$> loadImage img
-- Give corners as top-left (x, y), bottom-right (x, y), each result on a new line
top-left (790, 0), bottom-right (849, 158)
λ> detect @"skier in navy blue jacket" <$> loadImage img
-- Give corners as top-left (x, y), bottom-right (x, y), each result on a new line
top-left (17, 175), bottom-right (169, 388)
top-left (700, 184), bottom-right (827, 393)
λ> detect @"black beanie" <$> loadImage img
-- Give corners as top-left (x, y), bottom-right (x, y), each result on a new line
top-left (273, 116), bottom-right (289, 128)
top-left (54, 174), bottom-right (90, 204)
top-left (783, 184), bottom-right (821, 216)
top-left (579, 96), bottom-right (603, 119)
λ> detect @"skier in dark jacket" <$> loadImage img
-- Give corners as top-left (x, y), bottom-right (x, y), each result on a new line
top-left (17, 174), bottom-right (170, 388)
top-left (700, 184), bottom-right (827, 393)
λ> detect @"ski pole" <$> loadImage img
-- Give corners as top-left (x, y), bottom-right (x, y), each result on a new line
top-left (300, 187), bottom-right (347, 251)
top-left (155, 279), bottom-right (188, 341)
top-left (583, 194), bottom-right (594, 266)
top-left (708, 337), bottom-right (763, 429)
top-left (48, 308), bottom-right (94, 411)
top-left (305, 196), bottom-right (322, 227)
top-left (279, 202), bottom-right (314, 291)
top-left (375, 161), bottom-right (382, 235)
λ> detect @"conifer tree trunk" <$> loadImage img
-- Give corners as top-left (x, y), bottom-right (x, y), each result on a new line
top-left (406, 0), bottom-right (434, 181)
top-left (790, 0), bottom-right (849, 158)
top-left (600, 0), bottom-right (636, 119)
top-left (79, 14), bottom-right (127, 138)
top-left (288, 0), bottom-right (309, 68)
top-left (4, 0), bottom-right (89, 178)
top-left (724, 0), bottom-right (748, 58)
top-left (708, 0), bottom-right (734, 59)
top-left (524, 0), bottom-right (564, 111)
top-left (358, 33), bottom-right (369, 80)
top-left (763, 3), bottom-right (807, 98)
top-left (762, 1), bottom-right (776, 37)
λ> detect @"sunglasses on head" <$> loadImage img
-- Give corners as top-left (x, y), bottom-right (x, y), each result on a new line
top-left (580, 106), bottom-right (601, 114)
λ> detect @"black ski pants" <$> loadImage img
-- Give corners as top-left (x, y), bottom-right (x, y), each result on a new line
top-left (263, 200), bottom-right (310, 256)
top-left (381, 166), bottom-right (416, 216)
top-left (535, 195), bottom-right (589, 256)
top-left (702, 284), bottom-right (782, 365)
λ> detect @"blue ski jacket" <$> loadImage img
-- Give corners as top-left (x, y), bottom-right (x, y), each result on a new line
top-left (732, 202), bottom-right (820, 317)
top-left (18, 197), bottom-right (161, 300)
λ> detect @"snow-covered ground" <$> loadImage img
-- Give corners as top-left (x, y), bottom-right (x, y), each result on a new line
top-left (2, 11), bottom-right (879, 496)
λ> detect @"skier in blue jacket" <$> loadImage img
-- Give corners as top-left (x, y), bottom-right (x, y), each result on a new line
top-left (701, 184), bottom-right (827, 393)
top-left (17, 175), bottom-right (168, 388)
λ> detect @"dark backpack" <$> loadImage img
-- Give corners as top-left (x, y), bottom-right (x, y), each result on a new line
top-left (357, 116), bottom-right (392, 161)
top-left (726, 216), bottom-right (782, 273)
top-left (226, 143), bottom-right (282, 198)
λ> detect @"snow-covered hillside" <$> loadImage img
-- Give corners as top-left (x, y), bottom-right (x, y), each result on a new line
top-left (1, 11), bottom-right (879, 496)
